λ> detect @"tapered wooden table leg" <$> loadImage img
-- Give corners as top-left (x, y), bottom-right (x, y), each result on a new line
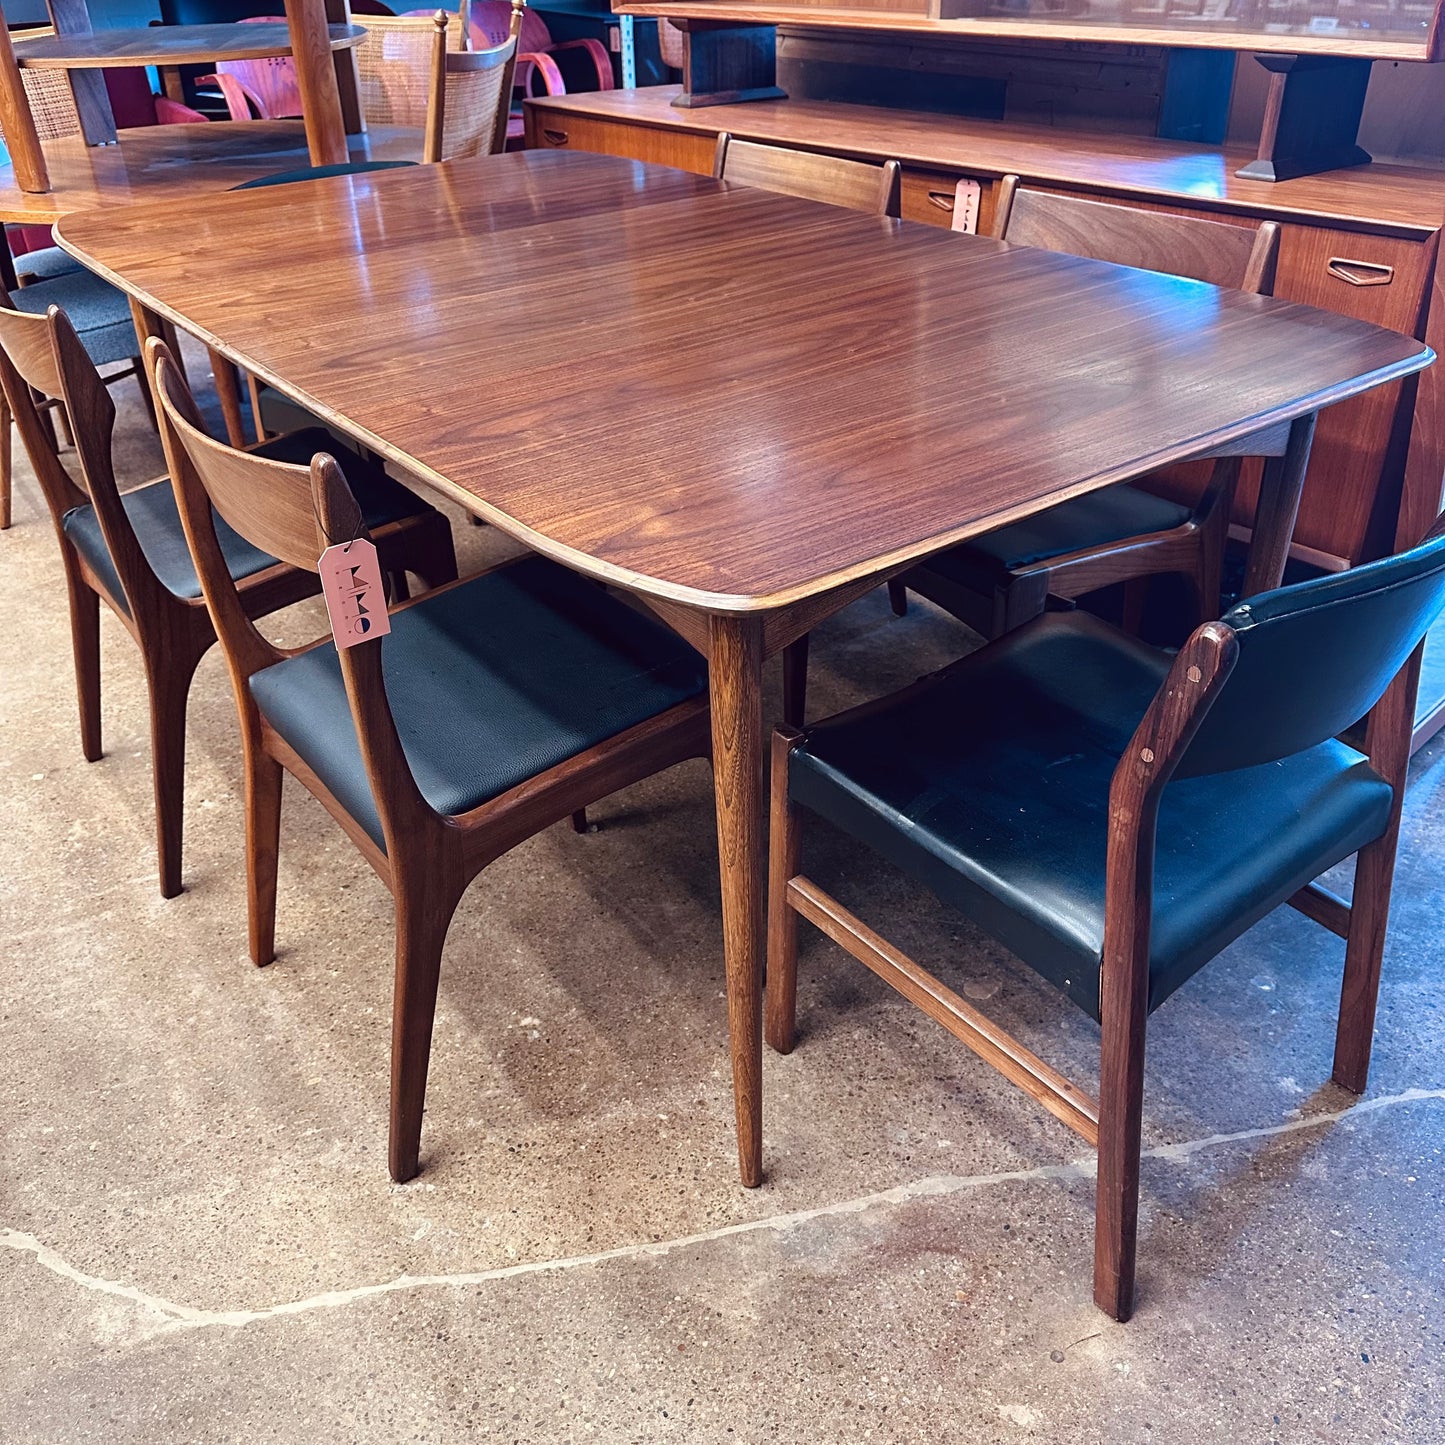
top-left (709, 611), bottom-right (765, 1188)
top-left (208, 348), bottom-right (249, 446)
top-left (1242, 411), bottom-right (1318, 595)
top-left (286, 0), bottom-right (348, 166)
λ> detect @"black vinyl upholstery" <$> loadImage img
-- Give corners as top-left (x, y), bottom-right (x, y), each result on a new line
top-left (63, 429), bottom-right (435, 612)
top-left (248, 556), bottom-right (708, 848)
top-left (789, 611), bottom-right (1392, 1021)
top-left (1180, 527), bottom-right (1445, 776)
top-left (920, 484), bottom-right (1191, 578)
top-left (233, 161), bottom-right (418, 191)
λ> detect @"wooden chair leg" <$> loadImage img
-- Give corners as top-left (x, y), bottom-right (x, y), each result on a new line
top-left (245, 748), bottom-right (284, 967)
top-left (388, 879), bottom-right (460, 1183)
top-left (782, 634), bottom-right (809, 729)
top-left (1093, 968), bottom-right (1148, 1322)
top-left (387, 570), bottom-right (411, 605)
top-left (1332, 834), bottom-right (1400, 1092)
top-left (888, 578), bottom-right (908, 616)
top-left (765, 728), bottom-right (802, 1054)
top-left (0, 388), bottom-right (12, 530)
top-left (570, 808), bottom-right (590, 833)
top-left (131, 361), bottom-right (159, 434)
top-left (1120, 577), bottom-right (1149, 636)
top-left (146, 648), bottom-right (201, 900)
top-left (65, 566), bottom-right (103, 762)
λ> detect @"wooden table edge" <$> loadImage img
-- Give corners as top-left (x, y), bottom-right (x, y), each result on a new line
top-left (13, 23), bottom-right (367, 70)
top-left (55, 224), bottom-right (1435, 616)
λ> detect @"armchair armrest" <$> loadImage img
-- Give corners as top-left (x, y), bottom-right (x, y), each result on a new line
top-left (548, 36), bottom-right (615, 90)
top-left (517, 50), bottom-right (568, 97)
top-left (194, 72), bottom-right (257, 122)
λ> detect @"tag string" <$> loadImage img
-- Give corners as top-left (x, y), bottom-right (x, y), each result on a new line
top-left (313, 497), bottom-right (365, 551)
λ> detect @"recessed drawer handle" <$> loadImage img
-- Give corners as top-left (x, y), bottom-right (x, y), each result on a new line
top-left (541, 128), bottom-right (569, 147)
top-left (1327, 257), bottom-right (1394, 287)
top-left (927, 190), bottom-right (955, 212)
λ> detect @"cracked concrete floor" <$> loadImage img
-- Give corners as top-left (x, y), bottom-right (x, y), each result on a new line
top-left (2, 360), bottom-right (1444, 1445)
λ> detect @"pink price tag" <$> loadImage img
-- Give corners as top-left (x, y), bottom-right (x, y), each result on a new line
top-left (318, 539), bottom-right (392, 650)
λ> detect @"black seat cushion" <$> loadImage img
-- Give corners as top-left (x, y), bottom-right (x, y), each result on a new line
top-left (789, 612), bottom-right (1392, 1021)
top-left (62, 429), bottom-right (434, 611)
top-left (249, 556), bottom-right (708, 848)
top-left (921, 483), bottom-right (1192, 578)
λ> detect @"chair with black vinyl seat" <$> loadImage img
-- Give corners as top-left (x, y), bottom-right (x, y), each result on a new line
top-left (767, 513), bottom-right (1445, 1321)
top-left (0, 296), bottom-right (457, 897)
top-left (149, 337), bottom-right (713, 1182)
top-left (0, 273), bottom-right (156, 531)
top-left (886, 177), bottom-right (1281, 646)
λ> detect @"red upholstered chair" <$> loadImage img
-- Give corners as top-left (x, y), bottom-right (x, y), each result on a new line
top-left (467, 0), bottom-right (612, 146)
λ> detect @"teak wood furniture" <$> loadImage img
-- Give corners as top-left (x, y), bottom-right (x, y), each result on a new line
top-left (0, 0), bottom-right (367, 193)
top-left (55, 150), bottom-right (1433, 1189)
top-left (151, 340), bottom-right (712, 1180)
top-left (0, 292), bottom-right (456, 897)
top-left (892, 178), bottom-right (1281, 643)
top-left (423, 5), bottom-right (522, 162)
top-left (523, 86), bottom-right (1445, 745)
top-left (768, 515), bottom-right (1445, 1319)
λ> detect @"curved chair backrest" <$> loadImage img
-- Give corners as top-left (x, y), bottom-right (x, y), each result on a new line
top-left (152, 340), bottom-right (322, 577)
top-left (423, 4), bottom-right (521, 161)
top-left (713, 134), bottom-right (903, 219)
top-left (233, 159), bottom-right (418, 189)
top-left (1177, 524), bottom-right (1445, 777)
top-left (993, 176), bottom-right (1279, 296)
top-left (469, 0), bottom-right (550, 52)
top-left (356, 11), bottom-right (464, 128)
top-left (0, 295), bottom-right (88, 531)
top-left (215, 16), bottom-right (303, 119)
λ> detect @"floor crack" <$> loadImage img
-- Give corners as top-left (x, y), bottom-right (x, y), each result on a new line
top-left (4, 1085), bottom-right (1441, 1338)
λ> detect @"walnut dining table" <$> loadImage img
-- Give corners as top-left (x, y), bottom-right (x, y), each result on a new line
top-left (55, 149), bottom-right (1434, 1188)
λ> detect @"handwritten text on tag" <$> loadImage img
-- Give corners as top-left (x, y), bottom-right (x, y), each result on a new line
top-left (318, 539), bottom-right (391, 650)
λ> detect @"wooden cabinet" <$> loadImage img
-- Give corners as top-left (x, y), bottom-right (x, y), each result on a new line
top-left (526, 86), bottom-right (1445, 576)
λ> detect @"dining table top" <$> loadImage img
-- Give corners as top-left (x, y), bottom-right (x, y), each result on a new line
top-left (56, 148), bottom-right (1434, 613)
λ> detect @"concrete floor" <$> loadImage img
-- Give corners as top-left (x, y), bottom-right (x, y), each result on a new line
top-left (1, 362), bottom-right (1443, 1445)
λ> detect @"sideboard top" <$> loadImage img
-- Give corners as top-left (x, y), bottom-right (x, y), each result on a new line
top-left (530, 86), bottom-right (1445, 236)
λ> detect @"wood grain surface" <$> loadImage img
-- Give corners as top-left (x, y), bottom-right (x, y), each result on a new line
top-left (12, 22), bottom-right (365, 69)
top-left (525, 87), bottom-right (1445, 238)
top-left (58, 149), bottom-right (1432, 612)
top-left (0, 121), bottom-right (419, 224)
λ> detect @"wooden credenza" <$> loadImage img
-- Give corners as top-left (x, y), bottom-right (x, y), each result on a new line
top-left (524, 84), bottom-right (1445, 737)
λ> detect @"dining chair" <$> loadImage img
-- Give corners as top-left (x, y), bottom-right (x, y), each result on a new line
top-left (711, 133), bottom-right (904, 726)
top-left (0, 297), bottom-right (457, 896)
top-left (766, 513), bottom-right (1445, 1321)
top-left (149, 338), bottom-right (714, 1181)
top-left (890, 178), bottom-right (1282, 642)
top-left (0, 274), bottom-right (158, 531)
top-left (356, 9), bottom-right (465, 129)
top-left (423, 4), bottom-right (521, 162)
top-left (712, 133), bottom-right (902, 219)
top-left (469, 0), bottom-right (612, 147)
top-left (197, 16), bottom-right (303, 120)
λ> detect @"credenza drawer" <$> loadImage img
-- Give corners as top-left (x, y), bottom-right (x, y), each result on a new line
top-left (525, 107), bottom-right (715, 176)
